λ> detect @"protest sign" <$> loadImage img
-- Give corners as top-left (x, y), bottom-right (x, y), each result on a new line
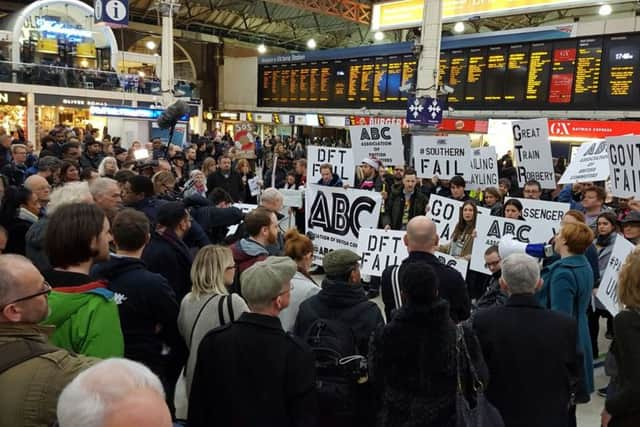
top-left (511, 118), bottom-right (556, 189)
top-left (306, 184), bottom-right (382, 264)
top-left (280, 189), bottom-right (304, 208)
top-left (306, 145), bottom-right (355, 187)
top-left (350, 124), bottom-right (404, 167)
top-left (248, 177), bottom-right (260, 196)
top-left (435, 251), bottom-right (469, 279)
top-left (470, 214), bottom-right (556, 274)
top-left (559, 140), bottom-right (610, 184)
top-left (606, 136), bottom-right (640, 198)
top-left (468, 146), bottom-right (499, 191)
top-left (426, 195), bottom-right (462, 244)
top-left (226, 203), bottom-right (258, 237)
top-left (505, 197), bottom-right (569, 225)
top-left (413, 135), bottom-right (472, 180)
top-left (597, 237), bottom-right (635, 316)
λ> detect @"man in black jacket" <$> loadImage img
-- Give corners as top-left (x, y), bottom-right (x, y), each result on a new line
top-left (188, 256), bottom-right (317, 427)
top-left (472, 253), bottom-right (578, 427)
top-left (92, 208), bottom-right (186, 412)
top-left (79, 137), bottom-right (104, 171)
top-left (206, 155), bottom-right (243, 202)
top-left (380, 216), bottom-right (470, 322)
top-left (382, 168), bottom-right (428, 231)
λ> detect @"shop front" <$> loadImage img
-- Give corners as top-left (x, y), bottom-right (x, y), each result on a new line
top-left (0, 90), bottom-right (27, 137)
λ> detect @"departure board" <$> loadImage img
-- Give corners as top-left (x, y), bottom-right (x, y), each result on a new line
top-left (602, 35), bottom-right (640, 107)
top-left (386, 55), bottom-right (403, 101)
top-left (359, 57), bottom-right (375, 102)
top-left (289, 68), bottom-right (299, 103)
top-left (308, 63), bottom-right (320, 102)
top-left (299, 65), bottom-right (309, 102)
top-left (400, 54), bottom-right (416, 102)
top-left (279, 67), bottom-right (290, 103)
top-left (347, 58), bottom-right (361, 102)
top-left (271, 68), bottom-right (280, 103)
top-left (373, 57), bottom-right (388, 103)
top-left (573, 38), bottom-right (602, 106)
top-left (484, 46), bottom-right (506, 102)
top-left (549, 40), bottom-right (577, 104)
top-left (262, 66), bottom-right (273, 103)
top-left (526, 42), bottom-right (552, 104)
top-left (438, 51), bottom-right (450, 90)
top-left (448, 49), bottom-right (468, 104)
top-left (320, 61), bottom-right (332, 102)
top-left (504, 44), bottom-right (529, 103)
top-left (465, 48), bottom-right (487, 103)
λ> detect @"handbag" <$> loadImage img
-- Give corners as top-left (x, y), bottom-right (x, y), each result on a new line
top-left (455, 325), bottom-right (504, 427)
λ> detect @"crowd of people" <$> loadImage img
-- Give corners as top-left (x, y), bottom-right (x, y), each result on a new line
top-left (0, 123), bottom-right (639, 427)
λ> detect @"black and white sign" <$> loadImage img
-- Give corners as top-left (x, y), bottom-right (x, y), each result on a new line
top-left (511, 118), bottom-right (556, 190)
top-left (426, 195), bottom-right (463, 244)
top-left (505, 197), bottom-right (569, 225)
top-left (469, 146), bottom-right (499, 191)
top-left (350, 124), bottom-right (404, 167)
top-left (413, 135), bottom-right (472, 180)
top-left (280, 189), bottom-right (304, 208)
top-left (306, 185), bottom-right (382, 264)
top-left (306, 145), bottom-right (355, 187)
top-left (559, 140), bottom-right (610, 184)
top-left (607, 136), bottom-right (640, 198)
top-left (597, 236), bottom-right (635, 316)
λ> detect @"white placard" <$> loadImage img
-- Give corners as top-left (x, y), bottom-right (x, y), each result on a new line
top-left (306, 145), bottom-right (355, 187)
top-left (226, 203), bottom-right (259, 237)
top-left (597, 236), bottom-right (635, 316)
top-left (471, 214), bottom-right (556, 274)
top-left (350, 124), bottom-right (404, 167)
top-left (280, 189), bottom-right (303, 208)
top-left (413, 135), bottom-right (473, 180)
top-left (469, 146), bottom-right (499, 191)
top-left (607, 136), bottom-right (640, 198)
top-left (511, 118), bottom-right (556, 189)
top-left (505, 197), bottom-right (569, 225)
top-left (426, 195), bottom-right (463, 244)
top-left (248, 177), bottom-right (260, 196)
top-left (306, 184), bottom-right (382, 265)
top-left (435, 251), bottom-right (469, 279)
top-left (559, 140), bottom-right (610, 184)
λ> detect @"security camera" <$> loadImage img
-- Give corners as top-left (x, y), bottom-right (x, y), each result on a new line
top-left (441, 85), bottom-right (454, 94)
top-left (412, 43), bottom-right (423, 57)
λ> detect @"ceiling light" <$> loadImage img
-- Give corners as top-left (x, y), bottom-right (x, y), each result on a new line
top-left (80, 59), bottom-right (89, 68)
top-left (374, 31), bottom-right (384, 41)
top-left (138, 71), bottom-right (145, 78)
top-left (307, 38), bottom-right (317, 49)
top-left (145, 40), bottom-right (157, 50)
top-left (598, 4), bottom-right (612, 15)
top-left (257, 43), bottom-right (267, 54)
top-left (453, 22), bottom-right (465, 33)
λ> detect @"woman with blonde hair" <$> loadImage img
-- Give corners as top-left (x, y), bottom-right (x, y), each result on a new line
top-left (152, 170), bottom-right (176, 199)
top-left (201, 157), bottom-right (216, 178)
top-left (601, 247), bottom-right (640, 427)
top-left (98, 156), bottom-right (119, 178)
top-left (176, 245), bottom-right (248, 410)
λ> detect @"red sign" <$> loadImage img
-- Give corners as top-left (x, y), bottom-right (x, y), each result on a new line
top-left (351, 116), bottom-right (409, 128)
top-left (548, 120), bottom-right (640, 138)
top-left (438, 118), bottom-right (489, 133)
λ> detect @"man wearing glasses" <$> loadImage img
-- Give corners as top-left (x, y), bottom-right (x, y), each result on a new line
top-left (0, 254), bottom-right (95, 427)
top-left (474, 245), bottom-right (508, 312)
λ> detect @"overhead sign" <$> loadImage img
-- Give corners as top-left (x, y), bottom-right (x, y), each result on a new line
top-left (35, 94), bottom-right (133, 107)
top-left (306, 185), bottom-right (382, 264)
top-left (0, 91), bottom-right (26, 105)
top-left (306, 145), bottom-right (355, 187)
top-left (349, 124), bottom-right (404, 167)
top-left (597, 237), bottom-right (635, 316)
top-left (549, 120), bottom-right (640, 139)
top-left (413, 135), bottom-right (472, 180)
top-left (95, 0), bottom-right (129, 28)
top-left (511, 118), bottom-right (556, 190)
top-left (559, 140), bottom-right (610, 184)
top-left (406, 96), bottom-right (443, 125)
top-left (426, 195), bottom-right (463, 245)
top-left (505, 197), bottom-right (569, 225)
top-left (606, 135), bottom-right (640, 198)
top-left (469, 146), bottom-right (499, 191)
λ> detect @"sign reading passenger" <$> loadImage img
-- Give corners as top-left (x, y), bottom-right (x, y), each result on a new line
top-left (511, 118), bottom-right (556, 190)
top-left (350, 124), bottom-right (404, 167)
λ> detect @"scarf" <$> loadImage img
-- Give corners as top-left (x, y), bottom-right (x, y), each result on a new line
top-left (18, 207), bottom-right (39, 223)
top-left (596, 233), bottom-right (614, 248)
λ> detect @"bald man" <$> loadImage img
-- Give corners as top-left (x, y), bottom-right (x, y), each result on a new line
top-left (24, 174), bottom-right (51, 211)
top-left (380, 216), bottom-right (470, 321)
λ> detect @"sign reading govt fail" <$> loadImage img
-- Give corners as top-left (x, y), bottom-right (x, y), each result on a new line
top-left (306, 184), bottom-right (382, 265)
top-left (512, 118), bottom-right (555, 190)
top-left (606, 135), bottom-right (640, 199)
top-left (413, 135), bottom-right (472, 180)
top-left (306, 145), bottom-right (355, 187)
top-left (350, 124), bottom-right (404, 167)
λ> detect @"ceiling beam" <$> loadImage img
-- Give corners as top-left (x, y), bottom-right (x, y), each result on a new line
top-left (262, 0), bottom-right (371, 24)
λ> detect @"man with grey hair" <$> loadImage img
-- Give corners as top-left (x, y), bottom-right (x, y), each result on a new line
top-left (188, 256), bottom-right (317, 427)
top-left (0, 254), bottom-right (95, 426)
top-left (472, 253), bottom-right (579, 427)
top-left (33, 155), bottom-right (62, 184)
top-left (90, 177), bottom-right (123, 220)
top-left (57, 358), bottom-right (172, 427)
top-left (24, 174), bottom-right (52, 211)
top-left (259, 187), bottom-right (285, 255)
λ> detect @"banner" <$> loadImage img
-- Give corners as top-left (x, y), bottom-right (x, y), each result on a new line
top-left (306, 185), bottom-right (382, 264)
top-left (505, 197), bottom-right (569, 225)
top-left (357, 228), bottom-right (468, 278)
top-left (306, 145), bottom-right (355, 187)
top-left (413, 135), bottom-right (472, 180)
top-left (471, 214), bottom-right (556, 274)
top-left (280, 189), bottom-right (304, 208)
top-left (426, 195), bottom-right (463, 244)
top-left (511, 118), bottom-right (556, 189)
top-left (350, 124), bottom-right (404, 167)
top-left (469, 146), bottom-right (499, 191)
top-left (597, 237), bottom-right (635, 316)
top-left (559, 140), bottom-right (610, 184)
top-left (607, 136), bottom-right (640, 198)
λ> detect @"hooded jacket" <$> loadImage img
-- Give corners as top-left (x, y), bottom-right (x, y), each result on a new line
top-left (230, 238), bottom-right (269, 294)
top-left (142, 230), bottom-right (194, 302)
top-left (42, 270), bottom-right (124, 358)
top-left (25, 217), bottom-right (50, 272)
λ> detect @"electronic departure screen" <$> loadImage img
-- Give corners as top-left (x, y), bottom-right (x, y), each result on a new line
top-left (257, 33), bottom-right (640, 110)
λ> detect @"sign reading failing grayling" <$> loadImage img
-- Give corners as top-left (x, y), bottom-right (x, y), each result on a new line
top-left (468, 146), bottom-right (499, 191)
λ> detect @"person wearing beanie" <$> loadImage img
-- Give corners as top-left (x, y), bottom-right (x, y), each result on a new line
top-left (188, 256), bottom-right (317, 427)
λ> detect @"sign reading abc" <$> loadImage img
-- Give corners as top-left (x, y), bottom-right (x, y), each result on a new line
top-left (306, 145), bottom-right (355, 187)
top-left (350, 124), bottom-right (404, 167)
top-left (306, 185), bottom-right (382, 264)
top-left (559, 140), bottom-right (610, 184)
top-left (511, 118), bottom-right (556, 190)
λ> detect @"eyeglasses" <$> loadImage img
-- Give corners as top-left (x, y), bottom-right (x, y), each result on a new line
top-left (0, 281), bottom-right (52, 311)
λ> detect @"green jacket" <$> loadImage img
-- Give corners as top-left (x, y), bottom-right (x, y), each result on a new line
top-left (43, 282), bottom-right (124, 358)
top-left (0, 323), bottom-right (96, 427)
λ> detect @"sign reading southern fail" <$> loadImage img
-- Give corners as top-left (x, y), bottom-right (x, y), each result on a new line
top-left (559, 140), bottom-right (610, 184)
top-left (597, 237), bottom-right (635, 316)
top-left (606, 136), bottom-right (640, 198)
top-left (413, 135), bottom-right (472, 180)
top-left (306, 145), bottom-right (355, 187)
top-left (306, 185), bottom-right (382, 264)
top-left (468, 146), bottom-right (499, 191)
top-left (350, 124), bottom-right (404, 167)
top-left (511, 118), bottom-right (556, 189)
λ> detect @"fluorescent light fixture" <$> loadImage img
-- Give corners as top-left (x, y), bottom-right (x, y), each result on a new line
top-left (307, 38), bottom-right (317, 49)
top-left (374, 31), bottom-right (385, 41)
top-left (145, 40), bottom-right (157, 50)
top-left (453, 22), bottom-right (465, 33)
top-left (598, 4), bottom-right (612, 15)
top-left (257, 43), bottom-right (267, 54)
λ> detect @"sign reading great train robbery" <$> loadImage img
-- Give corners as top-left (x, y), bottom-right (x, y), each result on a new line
top-left (306, 185), bottom-right (382, 264)
top-left (413, 135), bottom-right (472, 180)
top-left (350, 124), bottom-right (404, 167)
top-left (606, 136), bottom-right (640, 199)
top-left (511, 118), bottom-right (556, 189)
top-left (306, 145), bottom-right (355, 187)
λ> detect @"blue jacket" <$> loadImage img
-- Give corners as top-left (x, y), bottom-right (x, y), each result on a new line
top-left (557, 184), bottom-right (584, 211)
top-left (316, 173), bottom-right (343, 187)
top-left (538, 255), bottom-right (594, 395)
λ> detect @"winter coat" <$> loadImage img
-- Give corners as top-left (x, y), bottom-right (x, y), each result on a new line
top-left (539, 254), bottom-right (595, 395)
top-left (382, 190), bottom-right (428, 230)
top-left (0, 323), bottom-right (96, 427)
top-left (0, 162), bottom-right (27, 186)
top-left (279, 271), bottom-right (321, 332)
top-left (317, 173), bottom-right (343, 187)
top-left (42, 270), bottom-right (124, 358)
top-left (206, 170), bottom-right (244, 202)
top-left (79, 152), bottom-right (104, 171)
top-left (369, 300), bottom-right (488, 427)
top-left (230, 238), bottom-right (269, 295)
top-left (25, 217), bottom-right (49, 272)
top-left (3, 208), bottom-right (39, 255)
top-left (188, 313), bottom-right (317, 427)
top-left (142, 230), bottom-right (194, 302)
top-left (185, 196), bottom-right (244, 244)
top-left (473, 271), bottom-right (507, 313)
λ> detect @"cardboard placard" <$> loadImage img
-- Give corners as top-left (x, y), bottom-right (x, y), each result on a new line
top-left (350, 124), bottom-right (404, 167)
top-left (511, 118), bottom-right (556, 189)
top-left (559, 140), bottom-right (610, 184)
top-left (607, 136), bottom-right (640, 198)
top-left (306, 145), bottom-right (355, 187)
top-left (469, 146), bottom-right (499, 191)
top-left (597, 236), bottom-right (635, 316)
top-left (413, 135), bottom-right (472, 180)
